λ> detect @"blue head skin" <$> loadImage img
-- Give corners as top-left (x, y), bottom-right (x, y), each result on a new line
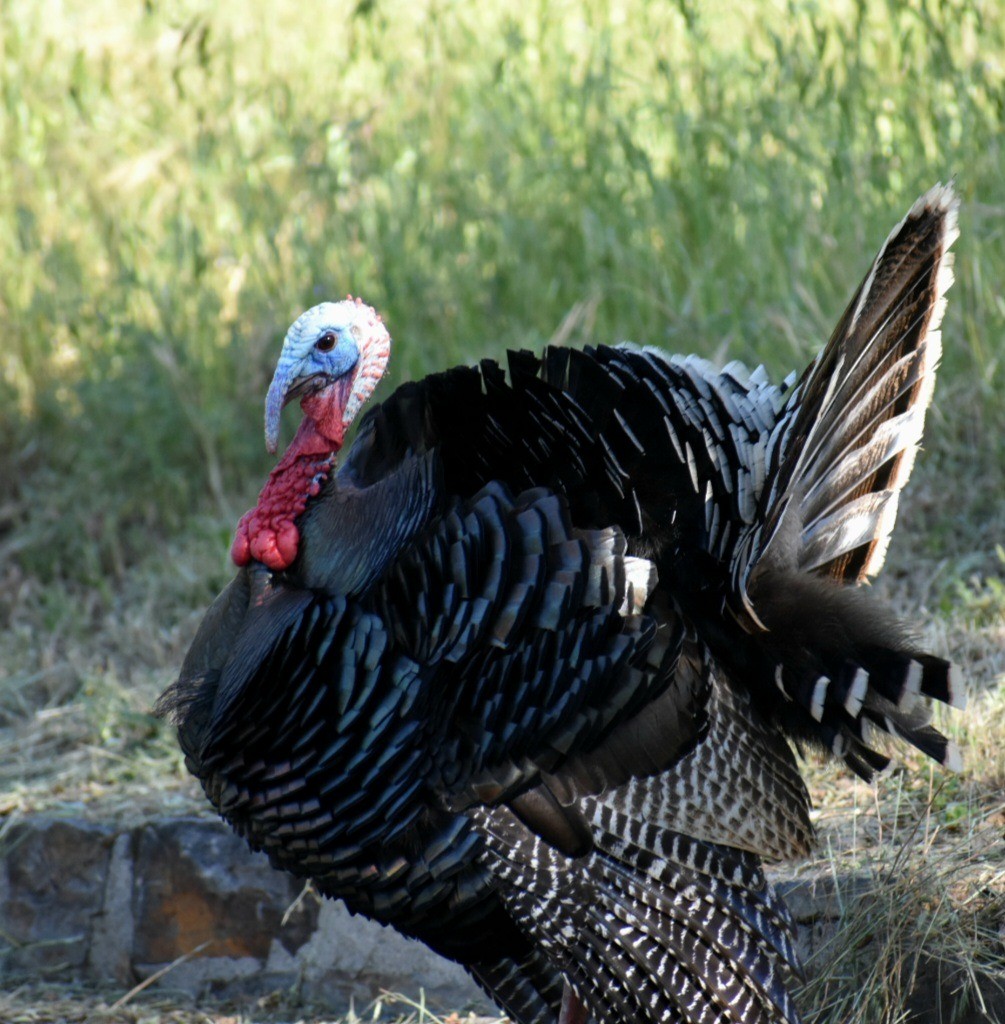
top-left (264, 302), bottom-right (364, 454)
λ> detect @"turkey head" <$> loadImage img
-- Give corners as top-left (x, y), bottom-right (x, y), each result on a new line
top-left (231, 298), bottom-right (390, 571)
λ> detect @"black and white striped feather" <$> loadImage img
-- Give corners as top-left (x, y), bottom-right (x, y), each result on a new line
top-left (475, 800), bottom-right (801, 1024)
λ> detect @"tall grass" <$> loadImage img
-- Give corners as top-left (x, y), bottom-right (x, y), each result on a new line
top-left (1, 0), bottom-right (1003, 581)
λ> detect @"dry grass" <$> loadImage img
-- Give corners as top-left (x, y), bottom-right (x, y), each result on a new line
top-left (781, 500), bottom-right (1005, 1022)
top-left (0, 983), bottom-right (503, 1024)
top-left (791, 744), bottom-right (1005, 1023)
top-left (0, 520), bottom-right (230, 818)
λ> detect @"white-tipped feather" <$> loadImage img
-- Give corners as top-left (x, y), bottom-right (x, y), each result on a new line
top-left (800, 404), bottom-right (926, 533)
top-left (899, 660), bottom-right (925, 710)
top-left (799, 490), bottom-right (898, 573)
top-left (684, 441), bottom-right (700, 492)
top-left (843, 668), bottom-right (869, 717)
top-left (809, 676), bottom-right (829, 722)
top-left (943, 740), bottom-right (965, 774)
top-left (948, 664), bottom-right (968, 711)
top-left (621, 557), bottom-right (657, 615)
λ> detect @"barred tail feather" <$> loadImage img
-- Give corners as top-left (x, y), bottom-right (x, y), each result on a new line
top-left (469, 950), bottom-right (565, 1024)
top-left (597, 665), bottom-right (813, 863)
top-left (473, 804), bottom-right (803, 1024)
top-left (742, 183), bottom-right (959, 591)
top-left (588, 808), bottom-right (801, 985)
top-left (724, 185), bottom-right (963, 777)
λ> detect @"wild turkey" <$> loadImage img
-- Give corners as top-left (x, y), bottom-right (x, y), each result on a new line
top-left (158, 184), bottom-right (964, 1024)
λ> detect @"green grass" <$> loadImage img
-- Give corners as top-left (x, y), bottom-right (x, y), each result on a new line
top-left (1, 0), bottom-right (1004, 581)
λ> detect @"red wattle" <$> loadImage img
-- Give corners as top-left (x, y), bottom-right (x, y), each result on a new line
top-left (231, 414), bottom-right (339, 572)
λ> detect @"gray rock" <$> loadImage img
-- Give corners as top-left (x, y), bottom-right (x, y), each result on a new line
top-left (0, 818), bottom-right (115, 974)
top-left (130, 818), bottom-right (314, 967)
top-left (89, 831), bottom-right (135, 984)
top-left (775, 872), bottom-right (874, 923)
top-left (291, 899), bottom-right (483, 1013)
top-left (0, 813), bottom-right (485, 1012)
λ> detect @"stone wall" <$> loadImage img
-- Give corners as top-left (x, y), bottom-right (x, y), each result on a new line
top-left (0, 814), bottom-right (1000, 1021)
top-left (0, 815), bottom-right (483, 1014)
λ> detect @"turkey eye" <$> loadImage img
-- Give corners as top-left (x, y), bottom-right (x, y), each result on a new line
top-left (316, 331), bottom-right (337, 352)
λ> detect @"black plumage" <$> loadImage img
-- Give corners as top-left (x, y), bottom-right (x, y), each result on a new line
top-left (158, 184), bottom-right (963, 1024)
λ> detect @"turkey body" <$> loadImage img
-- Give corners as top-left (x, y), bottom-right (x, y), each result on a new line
top-left (159, 185), bottom-right (963, 1024)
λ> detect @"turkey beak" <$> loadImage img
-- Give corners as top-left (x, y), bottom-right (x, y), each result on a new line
top-left (264, 365), bottom-right (295, 455)
top-left (265, 366), bottom-right (333, 453)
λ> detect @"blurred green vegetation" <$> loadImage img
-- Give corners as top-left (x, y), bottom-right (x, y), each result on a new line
top-left (1, 0), bottom-right (1003, 582)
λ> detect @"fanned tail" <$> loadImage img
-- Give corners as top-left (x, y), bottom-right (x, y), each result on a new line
top-left (738, 182), bottom-right (959, 590)
top-left (725, 184), bottom-right (963, 778)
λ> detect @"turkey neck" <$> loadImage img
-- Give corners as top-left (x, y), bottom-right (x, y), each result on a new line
top-left (231, 416), bottom-right (338, 571)
top-left (292, 451), bottom-right (441, 595)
